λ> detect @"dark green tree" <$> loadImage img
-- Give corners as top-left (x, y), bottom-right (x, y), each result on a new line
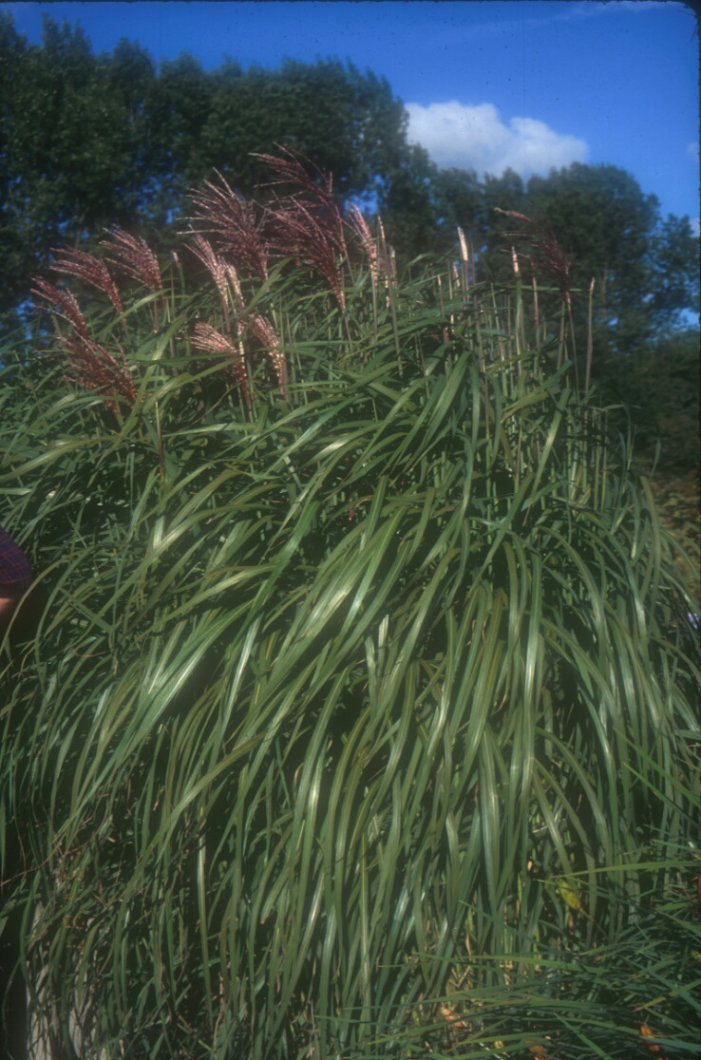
top-left (647, 214), bottom-right (700, 325)
top-left (0, 16), bottom-right (418, 331)
top-left (145, 52), bottom-right (216, 212)
top-left (523, 163), bottom-right (697, 354)
top-left (1, 9), bottom-right (697, 385)
top-left (413, 164), bottom-right (485, 261)
top-left (478, 168), bottom-right (529, 282)
top-left (376, 143), bottom-right (446, 260)
top-left (600, 326), bottom-right (700, 473)
top-left (198, 58), bottom-right (410, 202)
top-left (0, 15), bottom-right (161, 331)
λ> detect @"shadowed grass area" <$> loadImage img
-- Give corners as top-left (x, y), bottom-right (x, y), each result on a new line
top-left (648, 469), bottom-right (700, 600)
top-left (1, 153), bottom-right (699, 1058)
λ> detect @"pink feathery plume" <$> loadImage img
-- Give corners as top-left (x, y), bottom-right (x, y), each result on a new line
top-left (188, 172), bottom-right (269, 281)
top-left (191, 322), bottom-right (251, 408)
top-left (32, 278), bottom-right (91, 339)
top-left (347, 204), bottom-right (380, 289)
top-left (247, 313), bottom-right (287, 397)
top-left (188, 235), bottom-right (232, 318)
top-left (60, 335), bottom-right (138, 412)
top-left (100, 228), bottom-right (163, 293)
top-left (255, 147), bottom-right (349, 309)
top-left (49, 248), bottom-right (124, 313)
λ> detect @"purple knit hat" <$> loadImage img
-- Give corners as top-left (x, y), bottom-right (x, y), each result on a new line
top-left (0, 526), bottom-right (33, 588)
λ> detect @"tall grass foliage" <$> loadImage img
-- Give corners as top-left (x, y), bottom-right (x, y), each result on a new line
top-left (1, 152), bottom-right (699, 1058)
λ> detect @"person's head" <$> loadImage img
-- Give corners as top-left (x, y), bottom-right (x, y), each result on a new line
top-left (0, 527), bottom-right (42, 644)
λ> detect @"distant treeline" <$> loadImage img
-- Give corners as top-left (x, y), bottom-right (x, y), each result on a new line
top-left (0, 11), bottom-right (699, 469)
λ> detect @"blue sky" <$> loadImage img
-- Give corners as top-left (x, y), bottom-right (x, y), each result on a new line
top-left (5, 1), bottom-right (699, 229)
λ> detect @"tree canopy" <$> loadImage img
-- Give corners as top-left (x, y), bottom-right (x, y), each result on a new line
top-left (1, 10), bottom-right (698, 369)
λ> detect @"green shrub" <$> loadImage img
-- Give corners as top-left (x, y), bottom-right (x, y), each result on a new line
top-left (1, 153), bottom-right (699, 1058)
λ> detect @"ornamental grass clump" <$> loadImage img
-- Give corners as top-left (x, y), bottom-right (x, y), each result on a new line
top-left (1, 151), bottom-right (699, 1059)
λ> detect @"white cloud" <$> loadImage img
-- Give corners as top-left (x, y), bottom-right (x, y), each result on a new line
top-left (430, 1), bottom-right (679, 47)
top-left (406, 100), bottom-right (589, 179)
top-left (554, 1), bottom-right (678, 22)
top-left (687, 141), bottom-right (700, 160)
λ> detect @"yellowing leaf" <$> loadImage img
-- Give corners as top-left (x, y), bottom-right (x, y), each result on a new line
top-left (555, 878), bottom-right (590, 918)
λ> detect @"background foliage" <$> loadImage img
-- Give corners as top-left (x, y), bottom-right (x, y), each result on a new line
top-left (1, 15), bottom-right (698, 351)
